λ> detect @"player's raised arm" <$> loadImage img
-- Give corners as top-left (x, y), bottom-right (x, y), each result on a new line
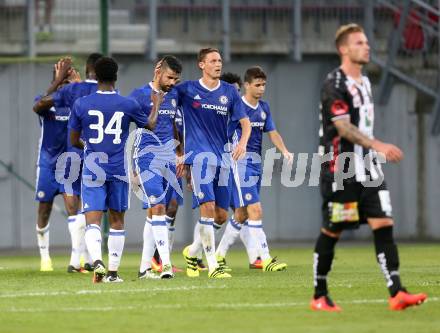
top-left (33, 58), bottom-right (72, 114)
top-left (144, 90), bottom-right (163, 130)
top-left (45, 57), bottom-right (72, 95)
top-left (33, 95), bottom-right (54, 115)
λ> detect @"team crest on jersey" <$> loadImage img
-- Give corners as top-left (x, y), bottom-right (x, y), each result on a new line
top-left (219, 95), bottom-right (228, 105)
top-left (245, 193), bottom-right (252, 201)
top-left (37, 191), bottom-right (45, 199)
top-left (260, 111), bottom-right (266, 120)
top-left (171, 99), bottom-right (177, 108)
top-left (198, 192), bottom-right (205, 200)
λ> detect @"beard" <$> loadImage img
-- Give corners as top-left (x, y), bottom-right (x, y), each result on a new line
top-left (355, 59), bottom-right (369, 65)
top-left (161, 85), bottom-right (172, 92)
top-left (352, 55), bottom-right (369, 65)
top-left (159, 80), bottom-right (173, 92)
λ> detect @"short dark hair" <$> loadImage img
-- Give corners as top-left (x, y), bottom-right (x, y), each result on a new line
top-left (197, 47), bottom-right (220, 63)
top-left (161, 55), bottom-right (183, 74)
top-left (335, 23), bottom-right (364, 51)
top-left (220, 72), bottom-right (242, 88)
top-left (95, 57), bottom-right (118, 83)
top-left (86, 52), bottom-right (103, 68)
top-left (244, 66), bottom-right (267, 83)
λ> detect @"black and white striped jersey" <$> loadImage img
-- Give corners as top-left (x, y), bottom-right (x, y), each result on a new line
top-left (319, 67), bottom-right (383, 183)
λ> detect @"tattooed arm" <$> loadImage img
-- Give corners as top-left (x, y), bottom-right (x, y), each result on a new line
top-left (333, 118), bottom-right (403, 162)
top-left (333, 118), bottom-right (374, 148)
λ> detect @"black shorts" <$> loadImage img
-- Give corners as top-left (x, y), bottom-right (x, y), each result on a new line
top-left (320, 180), bottom-right (393, 232)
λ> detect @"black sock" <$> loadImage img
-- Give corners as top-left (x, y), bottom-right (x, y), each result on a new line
top-left (313, 232), bottom-right (338, 299)
top-left (373, 226), bottom-right (403, 297)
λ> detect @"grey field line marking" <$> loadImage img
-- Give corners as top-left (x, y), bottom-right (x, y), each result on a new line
top-left (2, 297), bottom-right (438, 313)
top-left (1, 280), bottom-right (438, 298)
top-left (0, 284), bottom-right (227, 299)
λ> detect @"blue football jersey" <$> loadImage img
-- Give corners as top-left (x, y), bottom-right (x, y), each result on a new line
top-left (129, 83), bottom-right (178, 150)
top-left (69, 91), bottom-right (148, 179)
top-left (232, 97), bottom-right (276, 157)
top-left (175, 79), bottom-right (246, 165)
top-left (53, 80), bottom-right (98, 159)
top-left (35, 95), bottom-right (70, 169)
top-left (53, 80), bottom-right (98, 109)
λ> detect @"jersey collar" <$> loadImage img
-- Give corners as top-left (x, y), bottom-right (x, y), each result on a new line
top-left (85, 79), bottom-right (98, 83)
top-left (345, 73), bottom-right (367, 89)
top-left (241, 96), bottom-right (259, 110)
top-left (96, 90), bottom-right (117, 94)
top-left (198, 78), bottom-right (220, 92)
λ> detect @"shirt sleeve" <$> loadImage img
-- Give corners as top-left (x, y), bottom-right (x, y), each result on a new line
top-left (129, 99), bottom-right (149, 128)
top-left (130, 89), bottom-right (153, 116)
top-left (262, 102), bottom-right (276, 132)
top-left (229, 87), bottom-right (247, 122)
top-left (52, 83), bottom-right (73, 108)
top-left (34, 94), bottom-right (49, 117)
top-left (321, 80), bottom-right (350, 122)
top-left (174, 82), bottom-right (187, 107)
top-left (68, 99), bottom-right (82, 132)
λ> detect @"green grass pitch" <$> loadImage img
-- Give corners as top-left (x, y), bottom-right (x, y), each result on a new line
top-left (0, 244), bottom-right (439, 333)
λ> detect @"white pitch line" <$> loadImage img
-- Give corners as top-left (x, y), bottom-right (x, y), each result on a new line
top-left (0, 284), bottom-right (226, 299)
top-left (2, 297), bottom-right (438, 313)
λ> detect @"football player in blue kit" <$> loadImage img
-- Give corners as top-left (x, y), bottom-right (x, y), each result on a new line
top-left (176, 48), bottom-right (251, 278)
top-left (130, 55), bottom-right (184, 279)
top-left (69, 57), bottom-right (160, 283)
top-left (149, 106), bottom-right (187, 274)
top-left (33, 58), bottom-right (85, 272)
top-left (34, 53), bottom-right (104, 272)
top-left (215, 72), bottom-right (261, 270)
top-left (216, 67), bottom-right (293, 272)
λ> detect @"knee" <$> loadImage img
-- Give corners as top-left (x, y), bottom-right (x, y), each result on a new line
top-left (65, 204), bottom-right (77, 216)
top-left (110, 220), bottom-right (124, 230)
top-left (321, 228), bottom-right (342, 239)
top-left (166, 201), bottom-right (178, 218)
top-left (151, 204), bottom-right (166, 216)
top-left (247, 205), bottom-right (263, 220)
top-left (215, 210), bottom-right (228, 225)
top-left (201, 202), bottom-right (215, 217)
top-left (234, 209), bottom-right (248, 223)
top-left (369, 218), bottom-right (394, 230)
